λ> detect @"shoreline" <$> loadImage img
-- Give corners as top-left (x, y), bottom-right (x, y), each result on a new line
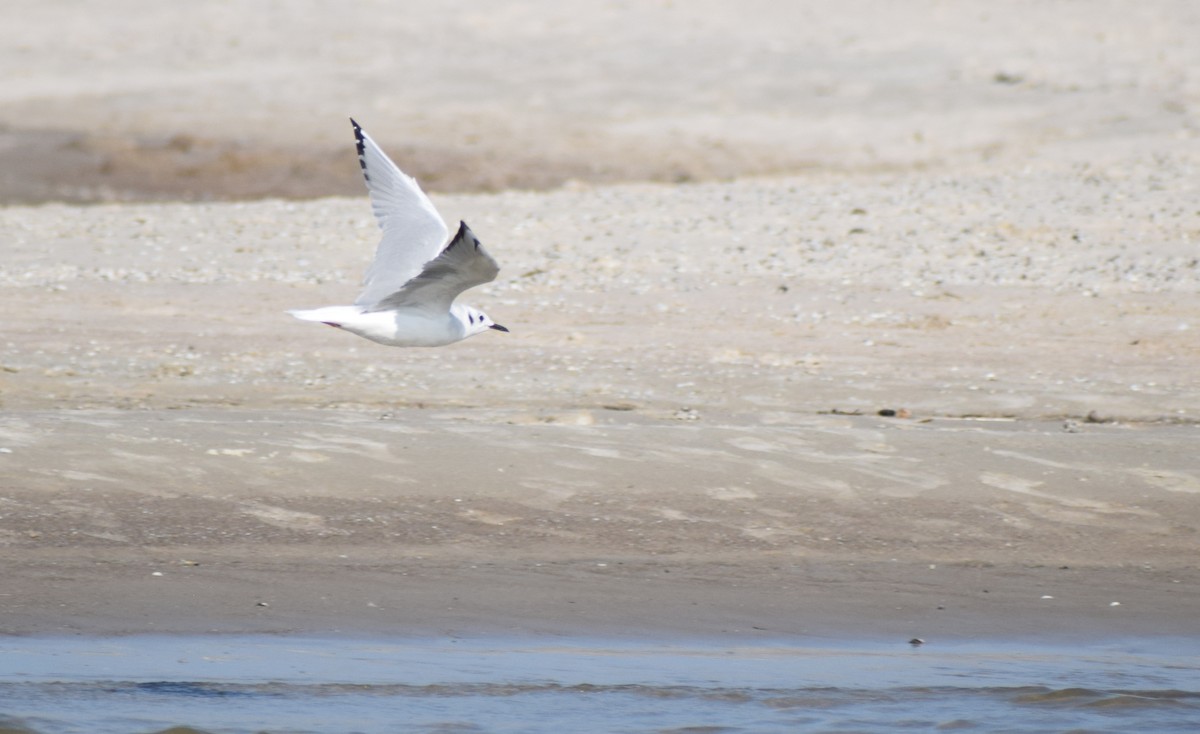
top-left (5, 551), bottom-right (1195, 642)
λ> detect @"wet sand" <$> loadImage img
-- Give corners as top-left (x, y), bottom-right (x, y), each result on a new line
top-left (1, 1), bottom-right (1199, 641)
top-left (2, 409), bottom-right (1199, 640)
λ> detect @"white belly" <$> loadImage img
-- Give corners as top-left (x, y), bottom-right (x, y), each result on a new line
top-left (346, 310), bottom-right (466, 347)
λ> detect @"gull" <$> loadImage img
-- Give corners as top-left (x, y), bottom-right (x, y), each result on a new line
top-left (289, 119), bottom-right (508, 347)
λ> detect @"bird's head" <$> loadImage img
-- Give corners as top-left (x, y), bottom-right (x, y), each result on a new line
top-left (461, 306), bottom-right (509, 337)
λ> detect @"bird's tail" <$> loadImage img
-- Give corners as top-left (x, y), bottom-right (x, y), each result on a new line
top-left (287, 306), bottom-right (361, 325)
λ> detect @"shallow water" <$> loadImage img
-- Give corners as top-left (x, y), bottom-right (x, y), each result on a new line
top-left (1, 636), bottom-right (1198, 733)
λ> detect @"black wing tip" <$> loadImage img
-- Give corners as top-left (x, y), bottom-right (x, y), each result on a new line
top-left (450, 221), bottom-right (482, 251)
top-left (350, 118), bottom-right (369, 177)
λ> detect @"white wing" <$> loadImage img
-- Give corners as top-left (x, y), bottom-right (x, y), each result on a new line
top-left (368, 221), bottom-right (500, 314)
top-left (350, 118), bottom-right (450, 307)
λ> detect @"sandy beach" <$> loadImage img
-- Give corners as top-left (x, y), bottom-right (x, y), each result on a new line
top-left (1, 0), bottom-right (1198, 642)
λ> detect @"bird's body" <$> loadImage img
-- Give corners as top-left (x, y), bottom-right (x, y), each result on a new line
top-left (289, 119), bottom-right (507, 347)
top-left (289, 302), bottom-right (484, 347)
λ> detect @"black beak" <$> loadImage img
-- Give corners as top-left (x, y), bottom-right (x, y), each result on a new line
top-left (489, 323), bottom-right (510, 333)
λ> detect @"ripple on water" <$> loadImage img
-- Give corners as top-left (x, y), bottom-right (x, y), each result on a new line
top-left (0, 637), bottom-right (1197, 734)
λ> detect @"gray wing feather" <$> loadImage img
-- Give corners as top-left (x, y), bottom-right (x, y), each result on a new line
top-left (369, 221), bottom-right (500, 314)
top-left (350, 119), bottom-right (450, 307)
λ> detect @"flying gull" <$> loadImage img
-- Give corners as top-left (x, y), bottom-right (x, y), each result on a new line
top-left (289, 119), bottom-right (508, 346)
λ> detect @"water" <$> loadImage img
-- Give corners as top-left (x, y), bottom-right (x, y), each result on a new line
top-left (1, 636), bottom-right (1198, 733)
